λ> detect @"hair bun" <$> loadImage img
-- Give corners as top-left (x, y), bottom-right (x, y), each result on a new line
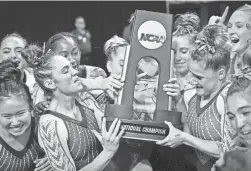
top-left (174, 12), bottom-right (200, 32)
top-left (21, 44), bottom-right (42, 68)
top-left (198, 24), bottom-right (231, 52)
top-left (0, 59), bottom-right (22, 82)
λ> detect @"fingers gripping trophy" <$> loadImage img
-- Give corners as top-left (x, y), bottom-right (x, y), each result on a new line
top-left (105, 10), bottom-right (182, 141)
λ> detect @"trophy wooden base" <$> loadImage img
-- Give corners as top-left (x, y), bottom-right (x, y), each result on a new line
top-left (105, 104), bottom-right (182, 141)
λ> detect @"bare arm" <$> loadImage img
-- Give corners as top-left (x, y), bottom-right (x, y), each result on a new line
top-left (182, 132), bottom-right (221, 158)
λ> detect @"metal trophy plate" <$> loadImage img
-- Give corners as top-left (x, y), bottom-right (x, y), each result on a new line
top-left (105, 10), bottom-right (182, 141)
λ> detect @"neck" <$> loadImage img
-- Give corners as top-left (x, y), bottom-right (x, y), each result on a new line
top-left (77, 28), bottom-right (85, 32)
top-left (202, 81), bottom-right (225, 101)
top-left (50, 92), bottom-right (76, 112)
top-left (237, 46), bottom-right (249, 58)
top-left (177, 70), bottom-right (190, 78)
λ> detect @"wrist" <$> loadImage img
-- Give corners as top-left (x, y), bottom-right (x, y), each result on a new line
top-left (181, 131), bottom-right (190, 144)
top-left (102, 149), bottom-right (115, 158)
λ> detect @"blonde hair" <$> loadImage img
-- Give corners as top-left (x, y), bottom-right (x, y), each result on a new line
top-left (104, 35), bottom-right (129, 61)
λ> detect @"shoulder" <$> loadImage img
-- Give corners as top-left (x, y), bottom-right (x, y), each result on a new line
top-left (71, 29), bottom-right (78, 35)
top-left (216, 83), bottom-right (231, 116)
top-left (39, 114), bottom-right (68, 139)
top-left (183, 88), bottom-right (196, 108)
top-left (24, 69), bottom-right (36, 92)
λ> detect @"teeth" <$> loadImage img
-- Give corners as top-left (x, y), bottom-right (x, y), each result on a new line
top-left (11, 126), bottom-right (23, 132)
top-left (230, 37), bottom-right (239, 43)
top-left (241, 131), bottom-right (251, 135)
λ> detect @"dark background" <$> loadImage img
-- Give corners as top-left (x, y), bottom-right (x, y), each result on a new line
top-left (0, 1), bottom-right (249, 70)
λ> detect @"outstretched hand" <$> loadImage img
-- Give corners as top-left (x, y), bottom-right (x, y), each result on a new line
top-left (92, 118), bottom-right (124, 155)
top-left (156, 121), bottom-right (185, 148)
top-left (208, 6), bottom-right (229, 25)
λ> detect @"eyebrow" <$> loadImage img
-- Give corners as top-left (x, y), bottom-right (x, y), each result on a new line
top-left (2, 46), bottom-right (23, 50)
top-left (2, 47), bottom-right (11, 50)
top-left (61, 65), bottom-right (69, 72)
top-left (237, 106), bottom-right (251, 112)
top-left (59, 50), bottom-right (68, 54)
top-left (226, 111), bottom-right (234, 116)
top-left (191, 71), bottom-right (203, 78)
top-left (1, 109), bottom-right (27, 115)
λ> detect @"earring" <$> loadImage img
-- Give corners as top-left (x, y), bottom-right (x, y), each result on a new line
top-left (246, 23), bottom-right (251, 30)
top-left (247, 39), bottom-right (251, 46)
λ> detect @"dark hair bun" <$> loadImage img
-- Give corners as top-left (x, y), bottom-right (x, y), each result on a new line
top-left (0, 59), bottom-right (21, 82)
top-left (174, 12), bottom-right (200, 32)
top-left (21, 44), bottom-right (42, 68)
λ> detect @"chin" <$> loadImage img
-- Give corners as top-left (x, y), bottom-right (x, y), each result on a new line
top-left (175, 66), bottom-right (188, 75)
top-left (9, 127), bottom-right (28, 137)
top-left (196, 89), bottom-right (205, 96)
top-left (232, 43), bottom-right (247, 53)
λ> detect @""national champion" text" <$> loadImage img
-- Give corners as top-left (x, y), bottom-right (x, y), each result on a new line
top-left (121, 124), bottom-right (167, 136)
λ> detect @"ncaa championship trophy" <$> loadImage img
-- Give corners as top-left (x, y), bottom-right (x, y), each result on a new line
top-left (105, 10), bottom-right (182, 141)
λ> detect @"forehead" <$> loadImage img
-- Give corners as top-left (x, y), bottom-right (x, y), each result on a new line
top-left (54, 38), bottom-right (77, 52)
top-left (189, 60), bottom-right (206, 75)
top-left (111, 46), bottom-right (127, 60)
top-left (0, 96), bottom-right (29, 114)
top-left (50, 55), bottom-right (71, 69)
top-left (76, 18), bottom-right (85, 23)
top-left (174, 36), bottom-right (190, 46)
top-left (229, 11), bottom-right (251, 22)
top-left (227, 93), bottom-right (251, 112)
top-left (1, 37), bottom-right (25, 49)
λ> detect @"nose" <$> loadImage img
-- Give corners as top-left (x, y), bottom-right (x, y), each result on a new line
top-left (11, 116), bottom-right (20, 126)
top-left (190, 76), bottom-right (198, 85)
top-left (228, 25), bottom-right (235, 35)
top-left (67, 54), bottom-right (75, 62)
top-left (10, 51), bottom-right (17, 59)
top-left (175, 51), bottom-right (182, 62)
top-left (71, 65), bottom-right (79, 76)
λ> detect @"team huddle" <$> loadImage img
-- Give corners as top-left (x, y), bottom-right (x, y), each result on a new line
top-left (0, 4), bottom-right (251, 171)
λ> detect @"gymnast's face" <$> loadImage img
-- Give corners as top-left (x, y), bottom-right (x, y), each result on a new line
top-left (106, 46), bottom-right (127, 77)
top-left (0, 36), bottom-right (27, 71)
top-left (172, 36), bottom-right (194, 75)
top-left (227, 92), bottom-right (251, 146)
top-left (53, 38), bottom-right (81, 67)
top-left (0, 96), bottom-right (31, 137)
top-left (228, 10), bottom-right (251, 54)
top-left (48, 55), bottom-right (83, 96)
top-left (189, 60), bottom-right (221, 97)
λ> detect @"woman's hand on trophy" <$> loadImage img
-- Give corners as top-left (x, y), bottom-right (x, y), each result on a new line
top-left (163, 78), bottom-right (181, 97)
top-left (92, 118), bottom-right (125, 155)
top-left (102, 75), bottom-right (124, 92)
top-left (156, 121), bottom-right (185, 148)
